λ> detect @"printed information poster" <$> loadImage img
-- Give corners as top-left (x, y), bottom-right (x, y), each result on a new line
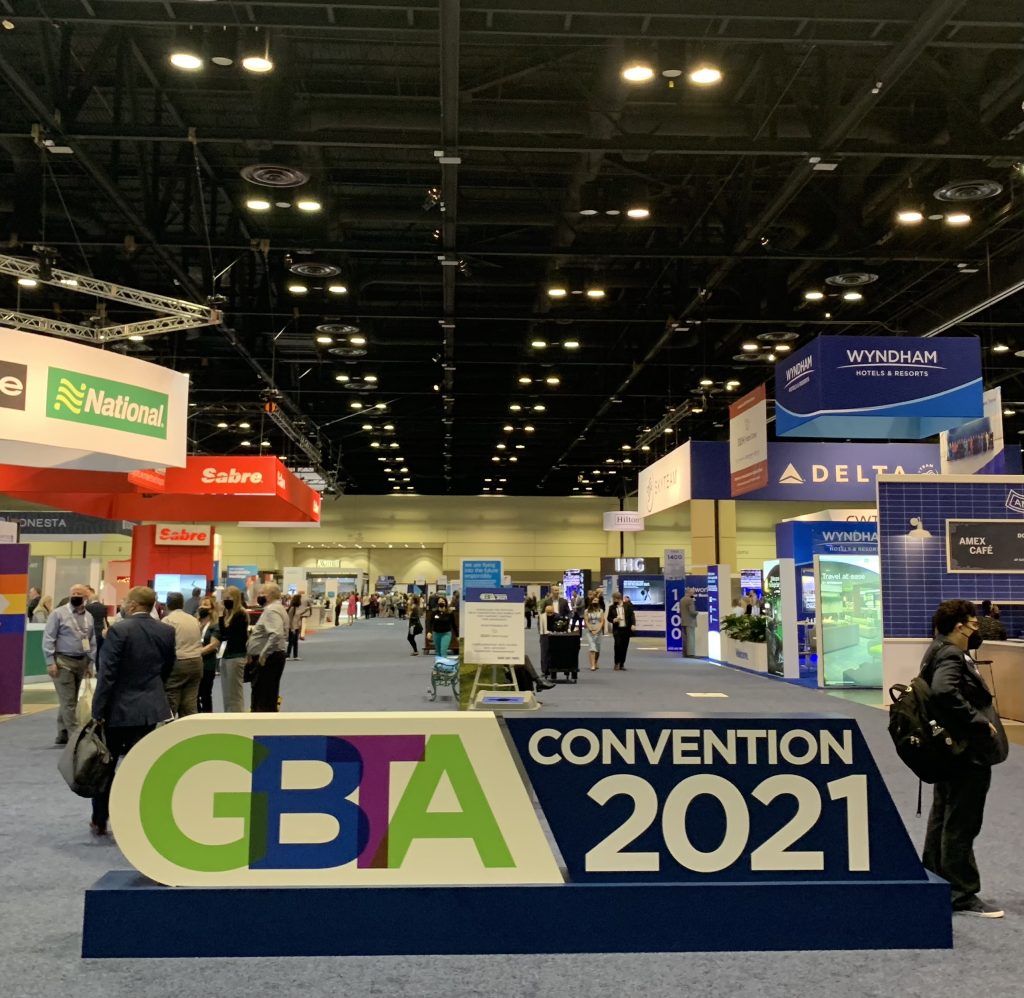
top-left (462, 587), bottom-right (525, 665)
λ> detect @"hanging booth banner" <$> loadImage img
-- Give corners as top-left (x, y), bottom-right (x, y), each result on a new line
top-left (0, 326), bottom-right (189, 471)
top-left (939, 387), bottom-right (1007, 476)
top-left (637, 443), bottom-right (691, 517)
top-left (0, 510), bottom-right (134, 538)
top-left (663, 549), bottom-right (686, 581)
top-left (774, 335), bottom-right (983, 439)
top-left (602, 511), bottom-right (645, 532)
top-left (729, 383), bottom-right (769, 496)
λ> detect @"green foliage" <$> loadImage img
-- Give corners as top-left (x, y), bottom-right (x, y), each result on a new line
top-left (720, 613), bottom-right (767, 643)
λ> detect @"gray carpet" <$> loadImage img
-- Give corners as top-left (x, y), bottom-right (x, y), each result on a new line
top-left (2, 619), bottom-right (1022, 998)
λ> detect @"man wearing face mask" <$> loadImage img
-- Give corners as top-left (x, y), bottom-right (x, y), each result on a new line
top-left (921, 599), bottom-right (1009, 918)
top-left (42, 583), bottom-right (96, 745)
top-left (246, 583), bottom-right (290, 712)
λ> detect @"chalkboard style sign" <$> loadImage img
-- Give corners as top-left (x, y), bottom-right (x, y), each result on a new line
top-left (946, 519), bottom-right (1024, 573)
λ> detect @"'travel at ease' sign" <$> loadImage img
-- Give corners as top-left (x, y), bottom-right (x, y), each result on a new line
top-left (945, 519), bottom-right (1024, 573)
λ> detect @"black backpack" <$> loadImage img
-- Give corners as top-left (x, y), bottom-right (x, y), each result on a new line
top-left (888, 674), bottom-right (967, 785)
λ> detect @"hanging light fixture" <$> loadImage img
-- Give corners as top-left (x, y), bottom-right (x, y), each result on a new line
top-left (169, 27), bottom-right (204, 71)
top-left (209, 26), bottom-right (237, 67)
top-left (241, 28), bottom-right (274, 73)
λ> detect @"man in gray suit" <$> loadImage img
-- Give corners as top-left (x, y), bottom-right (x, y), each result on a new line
top-left (679, 588), bottom-right (698, 657)
top-left (89, 586), bottom-right (174, 838)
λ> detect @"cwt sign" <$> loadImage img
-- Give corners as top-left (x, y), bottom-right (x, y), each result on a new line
top-left (108, 713), bottom-right (562, 887)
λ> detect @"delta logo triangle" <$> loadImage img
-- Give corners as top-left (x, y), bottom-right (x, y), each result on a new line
top-left (779, 462), bottom-right (805, 485)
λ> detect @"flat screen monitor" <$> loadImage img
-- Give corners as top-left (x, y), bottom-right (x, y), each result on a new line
top-left (799, 566), bottom-right (816, 616)
top-left (562, 569), bottom-right (584, 602)
top-left (620, 577), bottom-right (665, 606)
top-left (740, 568), bottom-right (763, 592)
top-left (153, 573), bottom-right (208, 604)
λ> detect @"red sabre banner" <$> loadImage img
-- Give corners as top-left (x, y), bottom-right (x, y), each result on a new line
top-left (155, 523), bottom-right (213, 546)
top-left (0, 456), bottom-right (320, 523)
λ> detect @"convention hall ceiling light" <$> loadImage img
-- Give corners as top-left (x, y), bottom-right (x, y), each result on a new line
top-left (842, 291), bottom-right (864, 302)
top-left (216, 421), bottom-right (228, 428)
top-left (945, 212), bottom-right (972, 226)
top-left (621, 60), bottom-right (655, 83)
top-left (803, 290), bottom-right (825, 301)
top-left (287, 283), bottom-right (308, 295)
top-left (245, 198), bottom-right (271, 211)
top-left (547, 285), bottom-right (568, 298)
top-left (169, 32), bottom-right (203, 71)
top-left (240, 30), bottom-right (274, 73)
top-left (563, 339), bottom-right (580, 350)
top-left (327, 284), bottom-right (348, 295)
top-left (16, 276), bottom-right (37, 287)
top-left (585, 286), bottom-right (606, 299)
top-left (530, 339), bottom-right (547, 349)
top-left (992, 344), bottom-right (1010, 353)
top-left (741, 342), bottom-right (759, 352)
top-left (240, 440), bottom-right (252, 447)
top-left (688, 63), bottom-right (723, 86)
top-left (295, 199), bottom-right (322, 212)
top-left (238, 421), bottom-right (251, 429)
top-left (316, 335), bottom-right (333, 344)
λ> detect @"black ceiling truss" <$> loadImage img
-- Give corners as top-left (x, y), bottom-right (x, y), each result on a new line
top-left (0, 0), bottom-right (1022, 497)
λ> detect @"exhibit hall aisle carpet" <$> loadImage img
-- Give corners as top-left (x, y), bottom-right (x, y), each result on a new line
top-left (1, 619), bottom-right (1021, 998)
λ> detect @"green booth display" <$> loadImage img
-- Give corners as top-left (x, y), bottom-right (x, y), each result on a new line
top-left (814, 554), bottom-right (883, 688)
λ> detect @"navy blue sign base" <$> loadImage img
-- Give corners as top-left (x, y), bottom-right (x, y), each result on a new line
top-left (83, 870), bottom-right (951, 957)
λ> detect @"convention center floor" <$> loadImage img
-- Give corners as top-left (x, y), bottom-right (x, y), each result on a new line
top-left (2, 619), bottom-right (1022, 998)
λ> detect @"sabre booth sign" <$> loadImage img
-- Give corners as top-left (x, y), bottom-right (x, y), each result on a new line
top-left (83, 712), bottom-right (950, 957)
top-left (154, 524), bottom-right (213, 547)
top-left (774, 335), bottom-right (983, 440)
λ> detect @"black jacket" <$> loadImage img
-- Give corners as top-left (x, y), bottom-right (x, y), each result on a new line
top-left (607, 602), bottom-right (636, 630)
top-left (921, 637), bottom-right (1009, 767)
top-left (92, 613), bottom-right (174, 727)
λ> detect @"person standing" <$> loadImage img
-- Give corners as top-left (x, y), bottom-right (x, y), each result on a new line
top-left (286, 594), bottom-right (303, 660)
top-left (584, 597), bottom-right (606, 671)
top-left (89, 586), bottom-right (173, 837)
top-left (607, 592), bottom-right (637, 671)
top-left (183, 587), bottom-right (203, 617)
top-left (42, 583), bottom-right (95, 746)
top-left (334, 592), bottom-right (343, 627)
top-left (161, 592), bottom-right (204, 717)
top-left (196, 597), bottom-right (221, 713)
top-left (347, 591), bottom-right (358, 625)
top-left (84, 586), bottom-right (109, 662)
top-left (679, 588), bottom-right (698, 656)
top-left (407, 595), bottom-right (423, 655)
top-left (524, 593), bottom-right (536, 629)
top-left (26, 586), bottom-right (41, 621)
top-left (31, 594), bottom-right (53, 623)
top-left (218, 586), bottom-right (249, 712)
top-left (246, 583), bottom-right (290, 712)
top-left (921, 599), bottom-right (1008, 918)
top-left (571, 592), bottom-right (585, 632)
top-left (426, 595), bottom-right (457, 659)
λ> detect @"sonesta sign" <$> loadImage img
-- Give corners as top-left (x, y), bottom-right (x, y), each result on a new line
top-left (155, 523), bottom-right (213, 546)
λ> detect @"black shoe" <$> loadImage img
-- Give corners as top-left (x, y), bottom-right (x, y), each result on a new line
top-left (55, 733), bottom-right (68, 746)
top-left (954, 897), bottom-right (1004, 918)
top-left (89, 822), bottom-right (108, 838)
top-left (535, 680), bottom-right (556, 691)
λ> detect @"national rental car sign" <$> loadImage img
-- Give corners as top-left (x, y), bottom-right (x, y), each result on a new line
top-left (47, 367), bottom-right (169, 438)
top-left (0, 326), bottom-right (188, 471)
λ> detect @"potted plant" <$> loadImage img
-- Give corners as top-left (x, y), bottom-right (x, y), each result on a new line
top-left (719, 613), bottom-right (769, 672)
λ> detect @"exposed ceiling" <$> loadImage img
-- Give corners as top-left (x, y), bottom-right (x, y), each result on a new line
top-left (1, 0), bottom-right (1022, 499)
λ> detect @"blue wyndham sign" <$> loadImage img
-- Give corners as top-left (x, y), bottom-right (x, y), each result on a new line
top-left (774, 335), bottom-right (983, 439)
top-left (505, 714), bottom-right (927, 885)
top-left (461, 559), bottom-right (503, 589)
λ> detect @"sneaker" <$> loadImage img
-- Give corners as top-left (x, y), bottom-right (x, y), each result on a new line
top-left (954, 897), bottom-right (1004, 918)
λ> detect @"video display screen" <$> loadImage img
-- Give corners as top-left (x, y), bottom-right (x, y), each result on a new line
top-left (740, 568), bottom-right (763, 592)
top-left (620, 577), bottom-right (665, 606)
top-left (153, 573), bottom-right (208, 604)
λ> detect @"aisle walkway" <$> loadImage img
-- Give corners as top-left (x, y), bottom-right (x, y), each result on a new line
top-left (1, 620), bottom-right (1021, 998)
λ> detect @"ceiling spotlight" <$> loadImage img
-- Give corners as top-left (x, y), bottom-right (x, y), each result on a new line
top-left (775, 344), bottom-right (792, 353)
top-left (688, 64), bottom-right (723, 86)
top-left (509, 456), bottom-right (518, 463)
top-left (238, 421), bottom-right (251, 429)
top-left (518, 375), bottom-right (533, 385)
top-left (240, 440), bottom-right (254, 448)
top-left (626, 207), bottom-right (650, 219)
top-left (260, 440), bottom-right (271, 447)
top-left (585, 287), bottom-right (606, 299)
top-left (327, 284), bottom-right (348, 295)
top-left (295, 199), bottom-right (322, 212)
top-left (1003, 408), bottom-right (1014, 416)
top-left (128, 334), bottom-right (145, 343)
top-left (335, 374), bottom-right (350, 382)
top-left (945, 212), bottom-right (971, 226)
top-left (699, 377), bottom-right (714, 387)
top-left (350, 335), bottom-right (367, 346)
top-left (246, 198), bottom-right (271, 211)
top-left (664, 427), bottom-right (673, 434)
top-left (496, 443), bottom-right (506, 450)
top-left (545, 376), bottom-right (560, 385)
top-left (240, 30), bottom-right (273, 73)
top-left (621, 444), bottom-right (632, 451)
top-left (741, 342), bottom-right (759, 352)
top-left (315, 335), bottom-right (333, 345)
top-left (370, 441), bottom-right (381, 449)
top-left (375, 403), bottom-right (387, 410)
top-left (621, 61), bottom-right (656, 83)
top-left (992, 344), bottom-right (1010, 353)
top-left (563, 339), bottom-right (580, 350)
top-left (16, 277), bottom-right (37, 288)
top-left (804, 290), bottom-right (825, 301)
top-left (503, 424), bottom-right (514, 432)
top-left (533, 404), bottom-right (546, 412)
top-left (531, 340), bottom-right (548, 349)
top-left (491, 456), bottom-right (500, 463)
top-left (216, 422), bottom-right (228, 429)
top-left (287, 283), bottom-right (308, 294)
top-left (523, 424), bottom-right (535, 432)
top-left (384, 423), bottom-right (395, 431)
top-left (364, 374), bottom-right (378, 383)
top-left (641, 444), bottom-right (651, 451)
top-left (361, 423), bottom-right (373, 430)
top-left (896, 209), bottom-right (924, 225)
top-left (169, 50), bottom-right (203, 71)
top-left (726, 379), bottom-right (741, 388)
top-left (842, 291), bottom-right (863, 302)
top-left (389, 441), bottom-right (399, 448)
top-left (350, 401), bottom-right (363, 410)
top-left (547, 286), bottom-right (568, 298)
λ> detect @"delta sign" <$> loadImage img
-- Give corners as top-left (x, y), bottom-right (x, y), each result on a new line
top-left (774, 335), bottom-right (983, 439)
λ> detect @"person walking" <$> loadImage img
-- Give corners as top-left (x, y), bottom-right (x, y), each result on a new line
top-left (347, 591), bottom-right (358, 625)
top-left (89, 586), bottom-right (174, 838)
top-left (571, 592), bottom-right (585, 632)
top-left (679, 588), bottom-right (698, 656)
top-left (921, 599), bottom-right (1009, 917)
top-left (407, 595), bottom-right (423, 655)
top-left (426, 595), bottom-right (457, 659)
top-left (524, 593), bottom-right (536, 629)
top-left (246, 583), bottom-right (290, 712)
top-left (42, 583), bottom-right (96, 745)
top-left (584, 596), bottom-right (606, 671)
top-left (286, 594), bottom-right (303, 660)
top-left (607, 592), bottom-right (637, 670)
top-left (161, 592), bottom-right (204, 717)
top-left (84, 586), bottom-right (109, 661)
top-left (334, 593), bottom-right (343, 627)
top-left (218, 585), bottom-right (249, 713)
top-left (196, 596), bottom-right (221, 713)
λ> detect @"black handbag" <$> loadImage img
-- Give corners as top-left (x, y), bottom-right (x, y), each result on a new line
top-left (412, 622), bottom-right (424, 635)
top-left (58, 720), bottom-right (115, 798)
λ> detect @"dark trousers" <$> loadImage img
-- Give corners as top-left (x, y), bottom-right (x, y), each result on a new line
top-left (91, 724), bottom-right (154, 828)
top-left (251, 651), bottom-right (287, 712)
top-left (287, 629), bottom-right (300, 658)
top-left (525, 612), bottom-right (532, 630)
top-left (407, 626), bottom-right (419, 652)
top-left (923, 762), bottom-right (992, 905)
top-left (335, 607), bottom-right (341, 626)
top-left (197, 668), bottom-right (215, 713)
top-left (613, 629), bottom-right (632, 667)
top-left (570, 612), bottom-right (583, 632)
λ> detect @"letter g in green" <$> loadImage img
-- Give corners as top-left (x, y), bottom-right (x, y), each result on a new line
top-left (139, 734), bottom-right (263, 872)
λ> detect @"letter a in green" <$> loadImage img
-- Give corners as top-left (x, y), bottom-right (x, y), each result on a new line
top-left (387, 734), bottom-right (514, 869)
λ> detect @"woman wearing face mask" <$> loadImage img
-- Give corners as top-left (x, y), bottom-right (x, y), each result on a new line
top-left (584, 597), bottom-right (606, 671)
top-left (426, 596), bottom-right (457, 659)
top-left (218, 586), bottom-right (249, 712)
top-left (286, 594), bottom-right (303, 660)
top-left (407, 595), bottom-right (423, 655)
top-left (196, 597), bottom-right (222, 713)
